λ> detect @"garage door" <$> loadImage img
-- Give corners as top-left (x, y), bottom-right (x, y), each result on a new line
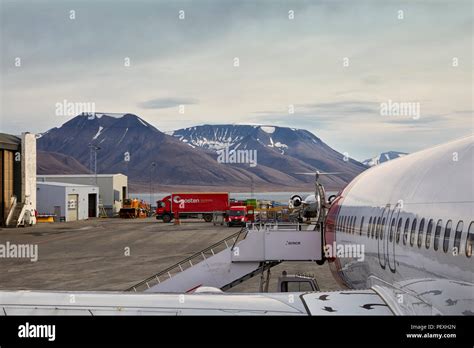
top-left (67, 194), bottom-right (78, 221)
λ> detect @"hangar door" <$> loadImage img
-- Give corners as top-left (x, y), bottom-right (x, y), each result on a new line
top-left (67, 194), bottom-right (78, 221)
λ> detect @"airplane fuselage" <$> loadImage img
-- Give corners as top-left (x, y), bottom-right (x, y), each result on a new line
top-left (325, 135), bottom-right (473, 315)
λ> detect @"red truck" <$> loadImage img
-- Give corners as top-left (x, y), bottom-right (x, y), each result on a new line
top-left (156, 192), bottom-right (230, 223)
top-left (225, 205), bottom-right (255, 227)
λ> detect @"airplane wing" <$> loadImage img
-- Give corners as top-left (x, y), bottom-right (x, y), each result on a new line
top-left (0, 289), bottom-right (393, 316)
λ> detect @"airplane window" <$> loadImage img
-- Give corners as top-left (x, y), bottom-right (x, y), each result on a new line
top-left (343, 216), bottom-right (346, 232)
top-left (368, 217), bottom-right (372, 238)
top-left (434, 219), bottom-right (443, 251)
top-left (466, 221), bottom-right (473, 258)
top-left (372, 216), bottom-right (377, 238)
top-left (359, 216), bottom-right (364, 236)
top-left (410, 219), bottom-right (417, 246)
top-left (380, 217), bottom-right (386, 240)
top-left (389, 217), bottom-right (396, 242)
top-left (425, 219), bottom-right (434, 249)
top-left (396, 217), bottom-right (403, 244)
top-left (454, 221), bottom-right (463, 253)
top-left (370, 217), bottom-right (373, 238)
top-left (417, 218), bottom-right (425, 248)
top-left (375, 217), bottom-right (380, 239)
top-left (350, 216), bottom-right (354, 234)
top-left (403, 218), bottom-right (410, 245)
top-left (353, 217), bottom-right (357, 234)
top-left (443, 220), bottom-right (452, 253)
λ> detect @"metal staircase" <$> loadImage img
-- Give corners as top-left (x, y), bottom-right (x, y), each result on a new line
top-left (126, 229), bottom-right (244, 292)
top-left (5, 198), bottom-right (26, 227)
top-left (126, 223), bottom-right (322, 294)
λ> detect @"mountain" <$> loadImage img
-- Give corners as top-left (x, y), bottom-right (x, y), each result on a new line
top-left (362, 151), bottom-right (408, 167)
top-left (37, 115), bottom-right (367, 192)
top-left (37, 114), bottom-right (262, 191)
top-left (171, 124), bottom-right (367, 185)
top-left (37, 150), bottom-right (90, 174)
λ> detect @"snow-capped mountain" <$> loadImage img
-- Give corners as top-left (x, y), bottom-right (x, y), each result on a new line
top-left (37, 116), bottom-right (367, 191)
top-left (172, 124), bottom-right (367, 185)
top-left (37, 114), bottom-right (262, 190)
top-left (362, 151), bottom-right (408, 167)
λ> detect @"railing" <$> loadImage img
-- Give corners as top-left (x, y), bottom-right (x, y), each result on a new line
top-left (247, 221), bottom-right (302, 231)
top-left (5, 196), bottom-right (17, 227)
top-left (125, 229), bottom-right (244, 292)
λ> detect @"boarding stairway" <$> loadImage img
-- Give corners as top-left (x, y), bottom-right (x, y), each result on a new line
top-left (126, 222), bottom-right (322, 293)
top-left (5, 197), bottom-right (26, 227)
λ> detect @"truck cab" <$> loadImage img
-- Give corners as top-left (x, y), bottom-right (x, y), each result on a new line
top-left (225, 205), bottom-right (255, 227)
top-left (278, 271), bottom-right (319, 292)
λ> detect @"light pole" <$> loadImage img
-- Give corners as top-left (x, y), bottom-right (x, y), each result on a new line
top-left (250, 176), bottom-right (254, 198)
top-left (88, 144), bottom-right (101, 185)
top-left (149, 162), bottom-right (156, 215)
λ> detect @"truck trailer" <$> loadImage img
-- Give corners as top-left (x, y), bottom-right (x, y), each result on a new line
top-left (156, 192), bottom-right (230, 223)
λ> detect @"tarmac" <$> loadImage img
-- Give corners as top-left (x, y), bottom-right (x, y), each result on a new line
top-left (0, 217), bottom-right (342, 292)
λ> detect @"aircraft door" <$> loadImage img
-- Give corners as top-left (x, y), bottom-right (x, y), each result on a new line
top-left (377, 204), bottom-right (391, 269)
top-left (386, 202), bottom-right (401, 273)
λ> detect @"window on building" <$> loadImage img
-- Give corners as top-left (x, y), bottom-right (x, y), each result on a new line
top-left (417, 218), bottom-right (425, 248)
top-left (443, 220), bottom-right (452, 253)
top-left (425, 219), bottom-right (434, 249)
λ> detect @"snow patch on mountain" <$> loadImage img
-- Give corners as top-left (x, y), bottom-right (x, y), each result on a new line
top-left (117, 128), bottom-right (128, 144)
top-left (261, 126), bottom-right (275, 134)
top-left (137, 118), bottom-right (149, 127)
top-left (92, 126), bottom-right (104, 140)
top-left (363, 151), bottom-right (408, 167)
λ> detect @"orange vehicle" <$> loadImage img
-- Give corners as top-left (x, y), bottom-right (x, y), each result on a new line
top-left (119, 198), bottom-right (150, 218)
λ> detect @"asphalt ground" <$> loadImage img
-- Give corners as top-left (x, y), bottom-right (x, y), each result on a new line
top-left (0, 218), bottom-right (341, 292)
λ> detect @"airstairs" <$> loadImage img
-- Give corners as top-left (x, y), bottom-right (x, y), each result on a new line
top-left (126, 222), bottom-right (322, 293)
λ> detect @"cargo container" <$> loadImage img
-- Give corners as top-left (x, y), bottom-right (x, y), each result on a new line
top-left (156, 192), bottom-right (229, 223)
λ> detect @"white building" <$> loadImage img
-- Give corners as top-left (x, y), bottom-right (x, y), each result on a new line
top-left (36, 182), bottom-right (99, 221)
top-left (36, 174), bottom-right (127, 216)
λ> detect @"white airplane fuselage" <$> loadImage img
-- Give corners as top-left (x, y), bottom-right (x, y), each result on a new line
top-left (325, 135), bottom-right (474, 315)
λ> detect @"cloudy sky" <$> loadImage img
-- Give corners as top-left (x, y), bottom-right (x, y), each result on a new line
top-left (1, 0), bottom-right (472, 161)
